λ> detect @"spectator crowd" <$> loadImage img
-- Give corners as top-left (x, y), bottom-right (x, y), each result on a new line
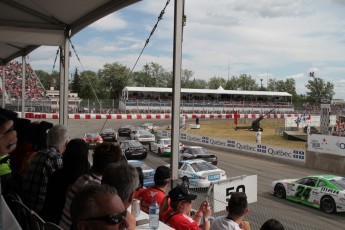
top-left (0, 108), bottom-right (285, 230)
top-left (0, 60), bottom-right (48, 101)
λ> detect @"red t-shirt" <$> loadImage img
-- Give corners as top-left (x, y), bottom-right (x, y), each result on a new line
top-left (135, 188), bottom-right (144, 199)
top-left (161, 211), bottom-right (200, 230)
top-left (138, 187), bottom-right (166, 213)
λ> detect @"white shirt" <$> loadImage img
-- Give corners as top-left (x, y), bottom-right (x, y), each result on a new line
top-left (256, 131), bottom-right (262, 140)
top-left (211, 216), bottom-right (242, 230)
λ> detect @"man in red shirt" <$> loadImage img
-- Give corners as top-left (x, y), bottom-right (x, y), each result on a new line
top-left (138, 165), bottom-right (170, 213)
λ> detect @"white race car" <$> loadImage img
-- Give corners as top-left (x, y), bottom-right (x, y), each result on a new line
top-left (130, 129), bottom-right (155, 143)
top-left (271, 174), bottom-right (345, 213)
top-left (150, 137), bottom-right (185, 156)
top-left (178, 159), bottom-right (227, 188)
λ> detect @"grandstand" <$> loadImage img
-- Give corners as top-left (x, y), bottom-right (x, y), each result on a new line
top-left (0, 60), bottom-right (48, 101)
top-left (0, 60), bottom-right (50, 112)
top-left (121, 86), bottom-right (294, 114)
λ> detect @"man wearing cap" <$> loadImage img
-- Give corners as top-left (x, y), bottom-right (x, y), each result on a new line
top-left (160, 185), bottom-right (212, 230)
top-left (137, 165), bottom-right (170, 213)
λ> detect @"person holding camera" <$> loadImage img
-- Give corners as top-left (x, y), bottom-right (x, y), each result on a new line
top-left (160, 185), bottom-right (212, 230)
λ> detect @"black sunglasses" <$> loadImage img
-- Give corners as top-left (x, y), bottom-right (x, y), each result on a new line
top-left (83, 209), bottom-right (127, 225)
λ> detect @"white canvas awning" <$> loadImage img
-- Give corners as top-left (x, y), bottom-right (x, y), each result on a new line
top-left (0, 0), bottom-right (141, 64)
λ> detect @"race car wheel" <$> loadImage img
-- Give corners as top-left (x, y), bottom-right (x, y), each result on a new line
top-left (321, 196), bottom-right (336, 213)
top-left (182, 176), bottom-right (189, 190)
top-left (158, 148), bottom-right (162, 156)
top-left (274, 184), bottom-right (286, 198)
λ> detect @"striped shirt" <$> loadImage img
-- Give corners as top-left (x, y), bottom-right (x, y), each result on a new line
top-left (59, 172), bottom-right (102, 229)
top-left (23, 147), bottom-right (63, 213)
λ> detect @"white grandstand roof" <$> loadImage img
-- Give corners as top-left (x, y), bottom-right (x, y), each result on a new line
top-left (123, 86), bottom-right (292, 97)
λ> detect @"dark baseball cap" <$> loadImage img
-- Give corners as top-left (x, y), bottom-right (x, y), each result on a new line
top-left (168, 185), bottom-right (197, 201)
top-left (154, 166), bottom-right (170, 182)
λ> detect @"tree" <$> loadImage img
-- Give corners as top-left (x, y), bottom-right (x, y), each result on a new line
top-left (132, 62), bottom-right (171, 88)
top-left (305, 77), bottom-right (335, 103)
top-left (78, 70), bottom-right (99, 99)
top-left (35, 70), bottom-right (51, 90)
top-left (35, 70), bottom-right (60, 90)
top-left (208, 76), bottom-right (226, 89)
top-left (224, 74), bottom-right (258, 90)
top-left (268, 78), bottom-right (297, 98)
top-left (98, 62), bottom-right (132, 99)
top-left (51, 71), bottom-right (60, 90)
top-left (181, 69), bottom-right (194, 88)
top-left (71, 67), bottom-right (82, 94)
top-left (189, 78), bottom-right (207, 89)
top-left (237, 74), bottom-right (258, 90)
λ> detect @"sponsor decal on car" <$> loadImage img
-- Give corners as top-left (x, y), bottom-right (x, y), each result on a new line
top-left (312, 191), bottom-right (319, 196)
top-left (208, 174), bottom-right (220, 181)
top-left (321, 188), bottom-right (339, 195)
top-left (312, 199), bottom-right (320, 205)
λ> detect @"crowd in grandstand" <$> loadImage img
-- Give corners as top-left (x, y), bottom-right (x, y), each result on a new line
top-left (0, 60), bottom-right (47, 101)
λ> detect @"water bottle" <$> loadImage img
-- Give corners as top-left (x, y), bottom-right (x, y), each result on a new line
top-left (149, 199), bottom-right (159, 229)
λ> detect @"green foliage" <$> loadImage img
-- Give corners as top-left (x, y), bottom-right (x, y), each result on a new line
top-left (189, 78), bottom-right (207, 89)
top-left (224, 74), bottom-right (258, 90)
top-left (267, 78), bottom-right (297, 100)
top-left (305, 77), bottom-right (335, 103)
top-left (71, 68), bottom-right (82, 94)
top-left (98, 62), bottom-right (132, 99)
top-left (208, 76), bottom-right (226, 89)
top-left (78, 70), bottom-right (98, 99)
top-left (35, 70), bottom-right (51, 89)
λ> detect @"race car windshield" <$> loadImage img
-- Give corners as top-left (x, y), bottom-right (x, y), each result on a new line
top-left (330, 178), bottom-right (345, 190)
top-left (128, 141), bottom-right (143, 147)
top-left (191, 148), bottom-right (209, 155)
top-left (86, 133), bottom-right (99, 138)
top-left (191, 162), bottom-right (217, 172)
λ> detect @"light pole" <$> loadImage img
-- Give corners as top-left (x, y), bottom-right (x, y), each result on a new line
top-left (260, 79), bottom-right (263, 90)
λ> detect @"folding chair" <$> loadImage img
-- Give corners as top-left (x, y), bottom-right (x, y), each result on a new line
top-left (10, 199), bottom-right (34, 230)
top-left (31, 211), bottom-right (46, 230)
top-left (45, 222), bottom-right (64, 230)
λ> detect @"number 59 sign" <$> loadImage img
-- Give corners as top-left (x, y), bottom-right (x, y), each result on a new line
top-left (211, 175), bottom-right (257, 213)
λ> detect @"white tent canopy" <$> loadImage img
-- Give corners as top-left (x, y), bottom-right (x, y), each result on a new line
top-left (0, 0), bottom-right (140, 64)
top-left (0, 0), bottom-right (140, 125)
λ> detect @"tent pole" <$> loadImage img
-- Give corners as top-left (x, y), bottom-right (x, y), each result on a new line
top-left (21, 56), bottom-right (26, 118)
top-left (59, 30), bottom-right (70, 126)
top-left (170, 0), bottom-right (184, 186)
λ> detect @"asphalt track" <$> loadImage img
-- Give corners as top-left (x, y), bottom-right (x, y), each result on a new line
top-left (45, 118), bottom-right (345, 230)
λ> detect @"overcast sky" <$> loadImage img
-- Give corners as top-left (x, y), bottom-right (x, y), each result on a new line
top-left (27, 0), bottom-right (345, 99)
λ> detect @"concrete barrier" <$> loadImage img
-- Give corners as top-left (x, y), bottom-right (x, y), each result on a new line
top-left (306, 151), bottom-right (345, 174)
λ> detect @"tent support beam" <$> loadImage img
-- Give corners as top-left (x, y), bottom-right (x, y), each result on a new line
top-left (170, 0), bottom-right (184, 184)
top-left (59, 30), bottom-right (70, 126)
top-left (21, 56), bottom-right (26, 118)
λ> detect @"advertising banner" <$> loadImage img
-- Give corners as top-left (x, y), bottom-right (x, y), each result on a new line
top-left (173, 132), bottom-right (305, 162)
top-left (307, 134), bottom-right (345, 156)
